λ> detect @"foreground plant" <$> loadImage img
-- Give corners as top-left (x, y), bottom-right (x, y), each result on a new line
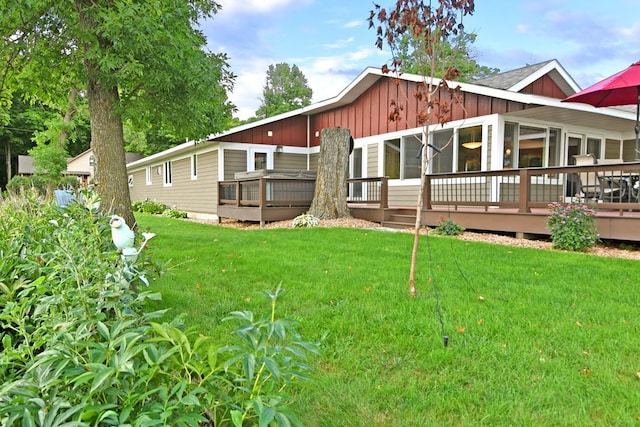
top-left (0, 190), bottom-right (318, 426)
top-left (220, 285), bottom-right (321, 427)
top-left (547, 199), bottom-right (599, 251)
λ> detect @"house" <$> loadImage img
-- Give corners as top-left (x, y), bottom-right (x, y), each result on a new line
top-left (126, 59), bottom-right (639, 222)
top-left (19, 149), bottom-right (142, 185)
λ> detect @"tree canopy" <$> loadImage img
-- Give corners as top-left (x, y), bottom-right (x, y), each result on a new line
top-left (393, 32), bottom-right (499, 82)
top-left (2, 0), bottom-right (236, 225)
top-left (255, 63), bottom-right (312, 119)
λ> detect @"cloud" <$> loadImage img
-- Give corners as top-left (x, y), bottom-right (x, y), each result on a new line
top-left (322, 37), bottom-right (355, 49)
top-left (218, 0), bottom-right (307, 15)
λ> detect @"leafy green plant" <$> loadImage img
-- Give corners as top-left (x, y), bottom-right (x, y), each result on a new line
top-left (432, 217), bottom-right (465, 236)
top-left (292, 213), bottom-right (319, 228)
top-left (219, 285), bottom-right (320, 427)
top-left (0, 191), bottom-right (318, 426)
top-left (547, 199), bottom-right (599, 251)
top-left (162, 207), bottom-right (188, 218)
top-left (132, 199), bottom-right (169, 214)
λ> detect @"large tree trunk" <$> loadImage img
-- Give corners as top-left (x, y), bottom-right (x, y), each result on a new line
top-left (77, 0), bottom-right (134, 228)
top-left (85, 72), bottom-right (134, 228)
top-left (308, 127), bottom-right (351, 219)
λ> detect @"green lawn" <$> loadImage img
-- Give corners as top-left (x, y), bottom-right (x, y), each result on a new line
top-left (137, 214), bottom-right (640, 426)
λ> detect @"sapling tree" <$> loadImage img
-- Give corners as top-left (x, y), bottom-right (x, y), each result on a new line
top-left (368, 0), bottom-right (475, 296)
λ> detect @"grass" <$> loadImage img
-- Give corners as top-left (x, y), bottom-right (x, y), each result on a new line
top-left (137, 213), bottom-right (640, 426)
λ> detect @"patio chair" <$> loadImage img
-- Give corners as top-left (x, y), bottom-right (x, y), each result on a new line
top-left (573, 154), bottom-right (626, 202)
top-left (574, 154), bottom-right (600, 199)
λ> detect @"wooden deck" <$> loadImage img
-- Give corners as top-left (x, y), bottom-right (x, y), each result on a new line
top-left (218, 163), bottom-right (640, 242)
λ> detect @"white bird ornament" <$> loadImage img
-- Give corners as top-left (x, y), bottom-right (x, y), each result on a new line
top-left (109, 215), bottom-right (135, 251)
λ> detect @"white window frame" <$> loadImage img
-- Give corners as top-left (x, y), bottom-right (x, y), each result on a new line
top-left (145, 166), bottom-right (152, 185)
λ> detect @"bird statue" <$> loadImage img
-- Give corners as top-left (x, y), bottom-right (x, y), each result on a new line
top-left (109, 215), bottom-right (135, 251)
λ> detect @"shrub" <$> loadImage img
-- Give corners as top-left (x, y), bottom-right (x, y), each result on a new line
top-left (432, 218), bottom-right (465, 236)
top-left (547, 199), bottom-right (599, 252)
top-left (0, 191), bottom-right (317, 426)
top-left (162, 207), bottom-right (188, 218)
top-left (132, 199), bottom-right (168, 214)
top-left (292, 213), bottom-right (320, 228)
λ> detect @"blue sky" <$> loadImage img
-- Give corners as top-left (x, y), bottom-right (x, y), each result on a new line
top-left (201, 0), bottom-right (640, 120)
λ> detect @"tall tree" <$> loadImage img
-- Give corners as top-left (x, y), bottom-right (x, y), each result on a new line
top-left (2, 1), bottom-right (235, 227)
top-left (369, 0), bottom-right (475, 297)
top-left (394, 32), bottom-right (498, 82)
top-left (255, 63), bottom-right (312, 119)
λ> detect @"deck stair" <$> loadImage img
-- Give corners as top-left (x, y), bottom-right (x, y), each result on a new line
top-left (382, 208), bottom-right (417, 230)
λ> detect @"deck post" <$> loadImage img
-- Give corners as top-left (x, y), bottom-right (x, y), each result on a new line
top-left (380, 177), bottom-right (389, 209)
top-left (518, 169), bottom-right (531, 213)
top-left (235, 182), bottom-right (241, 207)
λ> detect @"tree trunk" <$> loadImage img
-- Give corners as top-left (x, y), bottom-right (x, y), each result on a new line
top-left (5, 140), bottom-right (11, 185)
top-left (76, 0), bottom-right (135, 228)
top-left (308, 127), bottom-right (351, 219)
top-left (85, 72), bottom-right (134, 228)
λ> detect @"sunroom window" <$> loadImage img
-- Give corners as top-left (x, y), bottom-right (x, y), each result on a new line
top-left (383, 134), bottom-right (423, 179)
top-left (458, 126), bottom-right (483, 172)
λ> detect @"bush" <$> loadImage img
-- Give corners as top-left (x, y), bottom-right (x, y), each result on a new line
top-left (432, 218), bottom-right (465, 236)
top-left (547, 199), bottom-right (599, 252)
top-left (292, 213), bottom-right (320, 228)
top-left (132, 199), bottom-right (169, 214)
top-left (0, 191), bottom-right (317, 426)
top-left (162, 207), bottom-right (188, 218)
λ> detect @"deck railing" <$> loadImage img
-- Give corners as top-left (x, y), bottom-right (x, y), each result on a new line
top-left (219, 177), bottom-right (316, 208)
top-left (425, 162), bottom-right (640, 213)
top-left (346, 177), bottom-right (389, 208)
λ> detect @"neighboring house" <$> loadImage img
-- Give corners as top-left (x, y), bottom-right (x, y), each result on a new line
top-left (126, 59), bottom-right (638, 219)
top-left (19, 149), bottom-right (143, 185)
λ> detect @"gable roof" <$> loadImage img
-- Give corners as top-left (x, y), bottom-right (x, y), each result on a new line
top-left (127, 59), bottom-right (636, 168)
top-left (473, 59), bottom-right (580, 96)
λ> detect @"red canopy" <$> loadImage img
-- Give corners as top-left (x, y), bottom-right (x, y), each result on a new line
top-left (562, 61), bottom-right (640, 107)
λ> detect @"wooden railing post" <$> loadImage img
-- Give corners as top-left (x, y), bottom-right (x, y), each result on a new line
top-left (380, 177), bottom-right (388, 208)
top-left (235, 182), bottom-right (241, 206)
top-left (518, 169), bottom-right (530, 213)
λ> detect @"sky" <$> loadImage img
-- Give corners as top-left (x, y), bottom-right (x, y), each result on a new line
top-left (201, 0), bottom-right (640, 120)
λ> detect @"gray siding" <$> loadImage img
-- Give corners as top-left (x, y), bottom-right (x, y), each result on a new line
top-left (224, 149), bottom-right (247, 179)
top-left (367, 144), bottom-right (378, 177)
top-left (308, 153), bottom-right (319, 170)
top-left (388, 184), bottom-right (419, 206)
top-left (274, 153), bottom-right (308, 169)
top-left (129, 151), bottom-right (219, 214)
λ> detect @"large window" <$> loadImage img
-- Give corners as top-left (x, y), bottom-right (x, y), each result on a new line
top-left (431, 129), bottom-right (453, 173)
top-left (383, 134), bottom-right (422, 179)
top-left (504, 123), bottom-right (559, 168)
top-left (458, 126), bottom-right (483, 171)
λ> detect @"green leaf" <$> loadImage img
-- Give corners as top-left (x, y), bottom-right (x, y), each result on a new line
top-left (243, 354), bottom-right (256, 381)
top-left (230, 410), bottom-right (243, 427)
top-left (259, 406), bottom-right (276, 427)
top-left (90, 366), bottom-right (116, 393)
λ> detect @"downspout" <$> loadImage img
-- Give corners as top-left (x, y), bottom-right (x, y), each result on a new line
top-left (306, 115), bottom-right (311, 170)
